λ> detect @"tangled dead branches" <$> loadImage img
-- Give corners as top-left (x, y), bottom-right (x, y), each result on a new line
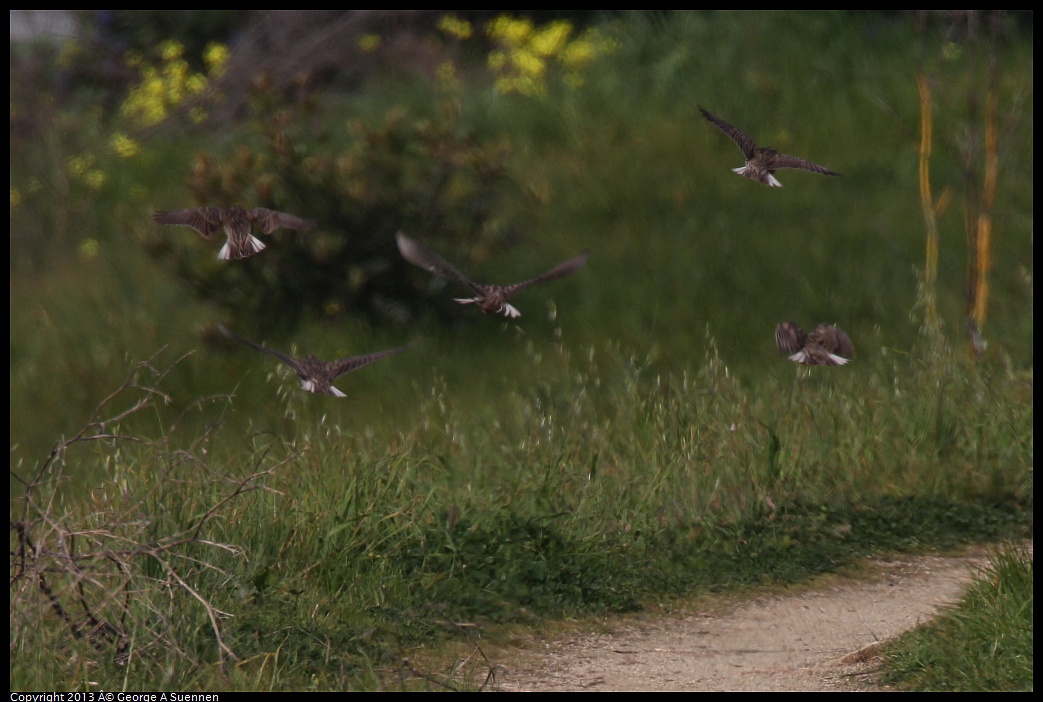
top-left (10, 349), bottom-right (289, 672)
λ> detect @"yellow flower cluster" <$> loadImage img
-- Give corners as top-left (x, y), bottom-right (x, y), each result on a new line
top-left (109, 132), bottom-right (140, 158)
top-left (484, 16), bottom-right (616, 96)
top-left (78, 238), bottom-right (101, 261)
top-left (436, 60), bottom-right (460, 93)
top-left (66, 153), bottom-right (106, 190)
top-left (358, 34), bottom-right (382, 53)
top-left (10, 177), bottom-right (41, 210)
top-left (203, 43), bottom-right (230, 70)
top-left (437, 14), bottom-right (474, 40)
top-left (120, 40), bottom-right (229, 128)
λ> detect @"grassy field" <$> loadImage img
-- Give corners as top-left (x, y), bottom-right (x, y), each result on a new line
top-left (10, 11), bottom-right (1032, 691)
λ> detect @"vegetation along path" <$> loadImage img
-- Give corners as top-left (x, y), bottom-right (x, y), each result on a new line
top-left (493, 546), bottom-right (1004, 692)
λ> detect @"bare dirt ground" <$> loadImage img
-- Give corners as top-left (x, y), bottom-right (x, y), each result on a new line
top-left (492, 546), bottom-right (1006, 692)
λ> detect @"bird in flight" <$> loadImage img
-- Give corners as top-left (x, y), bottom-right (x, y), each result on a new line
top-left (153, 206), bottom-right (316, 260)
top-left (218, 323), bottom-right (414, 397)
top-left (396, 232), bottom-right (589, 319)
top-left (775, 322), bottom-right (855, 366)
top-left (698, 107), bottom-right (840, 187)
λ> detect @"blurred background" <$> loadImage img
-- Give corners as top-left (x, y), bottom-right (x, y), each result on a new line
top-left (10, 9), bottom-right (1033, 470)
top-left (9, 12), bottom-right (1033, 691)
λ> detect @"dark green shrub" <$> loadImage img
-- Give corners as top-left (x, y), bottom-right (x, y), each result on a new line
top-left (146, 91), bottom-right (521, 335)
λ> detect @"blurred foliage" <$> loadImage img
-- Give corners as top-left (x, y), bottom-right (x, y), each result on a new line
top-left (121, 40), bottom-right (229, 128)
top-left (83, 10), bottom-right (251, 72)
top-left (144, 83), bottom-right (521, 335)
top-left (10, 13), bottom-right (1034, 689)
top-left (21, 11), bottom-right (249, 117)
top-left (483, 15), bottom-right (618, 96)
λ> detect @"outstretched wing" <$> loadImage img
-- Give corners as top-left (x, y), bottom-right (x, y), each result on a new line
top-left (396, 232), bottom-right (479, 291)
top-left (503, 250), bottom-right (590, 298)
top-left (772, 155), bottom-right (841, 176)
top-left (775, 321), bottom-right (807, 356)
top-left (153, 207), bottom-right (224, 239)
top-left (327, 340), bottom-right (417, 380)
top-left (247, 208), bottom-right (317, 234)
top-left (699, 107), bottom-right (757, 160)
top-left (217, 323), bottom-right (305, 375)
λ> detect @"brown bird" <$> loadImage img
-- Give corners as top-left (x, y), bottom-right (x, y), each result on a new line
top-left (396, 232), bottom-right (588, 319)
top-left (218, 323), bottom-right (414, 397)
top-left (699, 107), bottom-right (840, 187)
top-left (775, 322), bottom-right (855, 366)
top-left (152, 206), bottom-right (316, 260)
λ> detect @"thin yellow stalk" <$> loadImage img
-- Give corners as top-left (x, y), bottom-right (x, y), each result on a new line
top-left (972, 79), bottom-right (999, 342)
top-left (917, 73), bottom-right (940, 325)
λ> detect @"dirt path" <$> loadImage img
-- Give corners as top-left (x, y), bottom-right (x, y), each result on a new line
top-left (493, 548), bottom-right (1001, 692)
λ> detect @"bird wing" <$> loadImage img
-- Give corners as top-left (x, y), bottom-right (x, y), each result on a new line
top-left (775, 322), bottom-right (807, 355)
top-left (772, 155), bottom-right (841, 176)
top-left (503, 250), bottom-right (590, 298)
top-left (217, 323), bottom-right (305, 375)
top-left (327, 340), bottom-right (416, 380)
top-left (152, 207), bottom-right (224, 239)
top-left (699, 107), bottom-right (757, 159)
top-left (248, 208), bottom-right (317, 234)
top-left (814, 324), bottom-right (855, 359)
top-left (396, 232), bottom-right (479, 290)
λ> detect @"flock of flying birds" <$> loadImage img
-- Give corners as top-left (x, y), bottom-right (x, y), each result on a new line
top-left (152, 107), bottom-right (853, 397)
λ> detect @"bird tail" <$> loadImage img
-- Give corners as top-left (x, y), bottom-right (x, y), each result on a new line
top-left (219, 235), bottom-right (266, 260)
top-left (732, 166), bottom-right (782, 188)
top-left (789, 351), bottom-right (849, 366)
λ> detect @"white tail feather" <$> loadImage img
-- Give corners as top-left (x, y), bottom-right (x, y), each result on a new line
top-left (219, 235), bottom-right (266, 260)
top-left (732, 166), bottom-right (782, 187)
top-left (789, 351), bottom-right (850, 366)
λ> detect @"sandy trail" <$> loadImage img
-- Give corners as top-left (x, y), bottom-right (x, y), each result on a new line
top-left (494, 549), bottom-right (1000, 692)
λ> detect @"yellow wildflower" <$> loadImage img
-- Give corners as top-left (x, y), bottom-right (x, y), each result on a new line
top-left (487, 50), bottom-right (507, 72)
top-left (110, 132), bottom-right (140, 158)
top-left (358, 34), bottom-right (381, 53)
top-left (485, 16), bottom-right (616, 97)
top-left (436, 60), bottom-right (459, 90)
top-left (120, 41), bottom-right (224, 127)
top-left (66, 154), bottom-right (94, 176)
top-left (511, 48), bottom-right (546, 79)
top-left (84, 170), bottom-right (106, 190)
top-left (487, 16), bottom-right (534, 46)
top-left (78, 238), bottom-right (100, 261)
top-left (438, 14), bottom-right (473, 40)
top-left (159, 40), bottom-right (184, 62)
top-left (529, 20), bottom-right (572, 58)
top-left (203, 43), bottom-right (230, 73)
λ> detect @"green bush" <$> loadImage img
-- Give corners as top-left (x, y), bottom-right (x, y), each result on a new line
top-left (146, 91), bottom-right (521, 335)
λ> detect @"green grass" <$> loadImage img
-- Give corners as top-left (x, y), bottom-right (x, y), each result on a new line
top-left (881, 546), bottom-right (1033, 691)
top-left (9, 333), bottom-right (1032, 690)
top-left (10, 10), bottom-right (1033, 692)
